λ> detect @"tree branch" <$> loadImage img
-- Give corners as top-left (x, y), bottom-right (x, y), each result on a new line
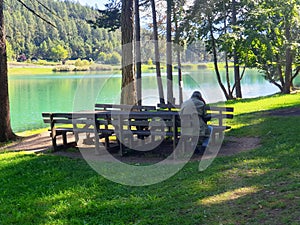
top-left (16, 0), bottom-right (57, 28)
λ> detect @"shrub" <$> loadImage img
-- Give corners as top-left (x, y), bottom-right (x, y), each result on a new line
top-left (147, 58), bottom-right (153, 65)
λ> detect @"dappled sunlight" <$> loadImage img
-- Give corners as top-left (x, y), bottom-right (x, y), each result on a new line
top-left (199, 186), bottom-right (260, 206)
top-left (226, 93), bottom-right (300, 116)
top-left (40, 188), bottom-right (163, 221)
top-left (229, 117), bottom-right (266, 131)
top-left (234, 157), bottom-right (275, 168)
top-left (220, 157), bottom-right (273, 181)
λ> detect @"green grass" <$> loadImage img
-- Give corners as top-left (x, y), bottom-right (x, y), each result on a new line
top-left (8, 67), bottom-right (54, 75)
top-left (0, 93), bottom-right (300, 224)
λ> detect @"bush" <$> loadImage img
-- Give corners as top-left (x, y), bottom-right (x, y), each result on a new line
top-left (198, 64), bottom-right (208, 69)
top-left (53, 65), bottom-right (75, 72)
top-left (105, 52), bottom-right (121, 65)
top-left (74, 59), bottom-right (90, 67)
top-left (97, 52), bottom-right (107, 63)
top-left (147, 58), bottom-right (153, 65)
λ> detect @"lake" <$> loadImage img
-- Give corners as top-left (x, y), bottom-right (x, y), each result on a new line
top-left (8, 69), bottom-right (296, 132)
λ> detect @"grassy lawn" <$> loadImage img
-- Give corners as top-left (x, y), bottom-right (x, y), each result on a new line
top-left (0, 94), bottom-right (300, 224)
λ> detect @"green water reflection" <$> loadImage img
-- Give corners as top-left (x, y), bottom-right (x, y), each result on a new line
top-left (8, 70), bottom-right (284, 132)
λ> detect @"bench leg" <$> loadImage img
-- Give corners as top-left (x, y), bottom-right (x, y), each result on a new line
top-left (52, 135), bottom-right (58, 151)
top-left (118, 139), bottom-right (124, 156)
top-left (95, 134), bottom-right (100, 154)
top-left (62, 132), bottom-right (68, 147)
top-left (105, 136), bottom-right (110, 149)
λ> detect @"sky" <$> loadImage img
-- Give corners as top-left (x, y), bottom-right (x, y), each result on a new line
top-left (76, 0), bottom-right (108, 9)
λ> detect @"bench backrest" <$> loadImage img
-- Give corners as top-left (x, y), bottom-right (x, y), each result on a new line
top-left (206, 106), bottom-right (234, 126)
top-left (42, 112), bottom-right (112, 133)
top-left (157, 103), bottom-right (181, 111)
top-left (156, 104), bottom-right (234, 127)
top-left (95, 103), bottom-right (156, 111)
top-left (42, 112), bottom-right (73, 126)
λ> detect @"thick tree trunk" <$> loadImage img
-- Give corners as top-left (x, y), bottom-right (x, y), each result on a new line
top-left (0, 0), bottom-right (15, 142)
top-left (151, 0), bottom-right (165, 104)
top-left (120, 0), bottom-right (136, 105)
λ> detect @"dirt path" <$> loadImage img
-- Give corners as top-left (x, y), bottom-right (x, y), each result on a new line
top-left (0, 131), bottom-right (260, 161)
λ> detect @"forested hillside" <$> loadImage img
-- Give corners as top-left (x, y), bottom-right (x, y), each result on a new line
top-left (3, 0), bottom-right (121, 61)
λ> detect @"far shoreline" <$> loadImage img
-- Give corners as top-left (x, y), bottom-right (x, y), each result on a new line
top-left (7, 61), bottom-right (221, 75)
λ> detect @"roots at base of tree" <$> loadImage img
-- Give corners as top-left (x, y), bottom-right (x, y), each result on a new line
top-left (0, 132), bottom-right (19, 143)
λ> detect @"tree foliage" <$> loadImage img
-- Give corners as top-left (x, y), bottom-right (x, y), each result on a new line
top-left (243, 0), bottom-right (300, 93)
top-left (87, 0), bottom-right (121, 32)
top-left (3, 0), bottom-right (121, 61)
top-left (185, 0), bottom-right (300, 95)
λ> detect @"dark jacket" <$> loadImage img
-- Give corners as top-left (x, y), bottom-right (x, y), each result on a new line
top-left (180, 96), bottom-right (209, 137)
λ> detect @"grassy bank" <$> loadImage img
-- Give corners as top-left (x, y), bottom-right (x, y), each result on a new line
top-left (0, 94), bottom-right (300, 224)
top-left (8, 67), bottom-right (54, 75)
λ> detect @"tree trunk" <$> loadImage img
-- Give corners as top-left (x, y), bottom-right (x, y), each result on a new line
top-left (209, 20), bottom-right (231, 100)
top-left (174, 8), bottom-right (183, 105)
top-left (177, 48), bottom-right (183, 105)
top-left (120, 0), bottom-right (136, 105)
top-left (0, 0), bottom-right (16, 141)
top-left (151, 0), bottom-right (165, 104)
top-left (135, 0), bottom-right (142, 105)
top-left (283, 18), bottom-right (292, 94)
top-left (166, 0), bottom-right (173, 104)
top-left (223, 13), bottom-right (233, 99)
top-left (232, 0), bottom-right (242, 98)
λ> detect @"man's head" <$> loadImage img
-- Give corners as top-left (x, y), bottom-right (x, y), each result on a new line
top-left (191, 91), bottom-right (202, 99)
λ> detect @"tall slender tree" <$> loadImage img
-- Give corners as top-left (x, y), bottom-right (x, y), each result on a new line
top-left (150, 0), bottom-right (165, 104)
top-left (231, 0), bottom-right (242, 98)
top-left (166, 0), bottom-right (173, 104)
top-left (0, 0), bottom-right (16, 142)
top-left (184, 0), bottom-right (247, 100)
top-left (173, 0), bottom-right (185, 104)
top-left (135, 0), bottom-right (142, 105)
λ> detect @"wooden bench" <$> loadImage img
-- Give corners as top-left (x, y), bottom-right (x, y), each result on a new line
top-left (207, 106), bottom-right (234, 134)
top-left (72, 112), bottom-right (114, 152)
top-left (157, 103), bottom-right (234, 141)
top-left (42, 112), bottom-right (114, 151)
top-left (110, 110), bottom-right (179, 156)
top-left (42, 112), bottom-right (76, 150)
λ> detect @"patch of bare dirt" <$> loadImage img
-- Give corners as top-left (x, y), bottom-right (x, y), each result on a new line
top-left (217, 136), bottom-right (261, 156)
top-left (266, 107), bottom-right (300, 116)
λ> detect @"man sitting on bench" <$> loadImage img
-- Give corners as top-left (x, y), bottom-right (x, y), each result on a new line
top-left (180, 91), bottom-right (212, 153)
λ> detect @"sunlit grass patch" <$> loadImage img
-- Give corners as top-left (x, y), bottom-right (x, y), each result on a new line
top-left (226, 93), bottom-right (300, 115)
top-left (200, 186), bottom-right (260, 205)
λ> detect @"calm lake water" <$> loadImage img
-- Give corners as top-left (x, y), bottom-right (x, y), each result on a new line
top-left (8, 69), bottom-right (298, 132)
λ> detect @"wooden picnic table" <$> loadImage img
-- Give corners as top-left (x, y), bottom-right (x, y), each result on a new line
top-left (42, 104), bottom-right (234, 155)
